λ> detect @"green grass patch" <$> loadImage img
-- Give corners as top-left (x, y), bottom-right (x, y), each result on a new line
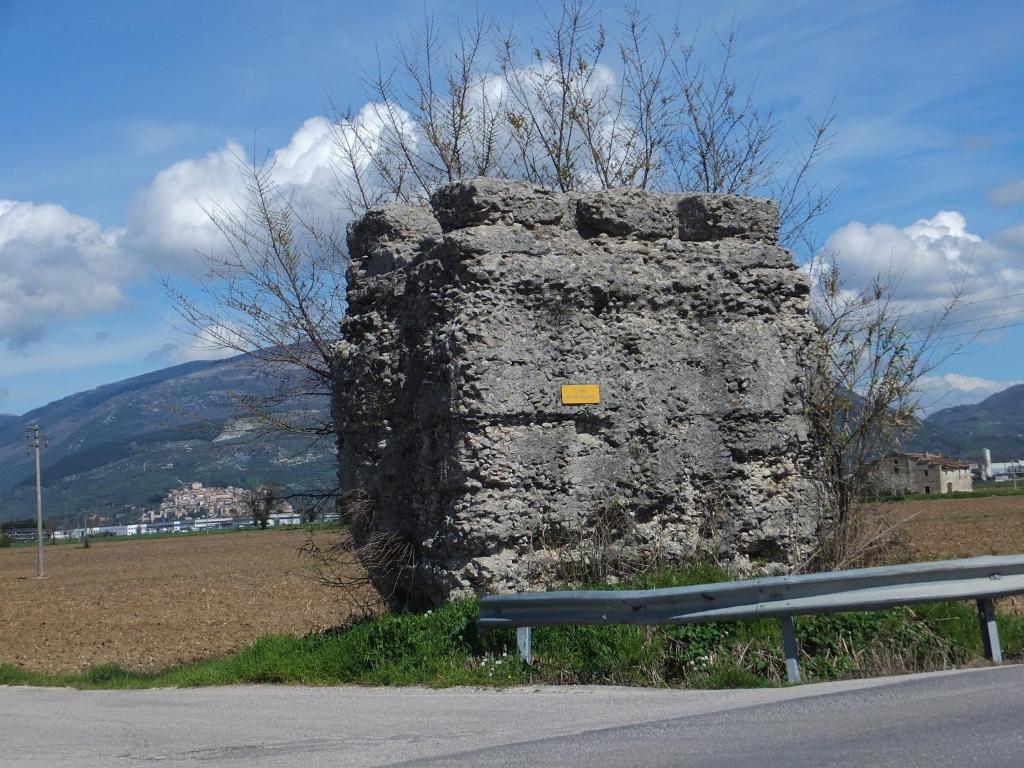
top-left (885, 483), bottom-right (1024, 502)
top-left (3, 564), bottom-right (1021, 690)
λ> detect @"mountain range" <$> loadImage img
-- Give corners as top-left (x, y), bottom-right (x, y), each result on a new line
top-left (1, 360), bottom-right (1021, 525)
top-left (905, 384), bottom-right (1024, 462)
top-left (0, 356), bottom-right (334, 525)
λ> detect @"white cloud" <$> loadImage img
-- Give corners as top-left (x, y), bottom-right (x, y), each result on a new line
top-left (0, 200), bottom-right (132, 349)
top-left (989, 178), bottom-right (1024, 206)
top-left (820, 209), bottom-right (1024, 341)
top-left (123, 108), bottom-right (392, 269)
top-left (918, 373), bottom-right (1023, 414)
top-left (109, 62), bottom-right (656, 274)
top-left (270, 116), bottom-right (338, 194)
top-left (124, 139), bottom-right (250, 265)
top-left (820, 210), bottom-right (1024, 376)
top-left (0, 109), bottom-right (394, 350)
top-left (822, 210), bottom-right (1003, 302)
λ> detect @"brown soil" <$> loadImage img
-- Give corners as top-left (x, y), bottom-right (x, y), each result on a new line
top-left (872, 494), bottom-right (1024, 561)
top-left (4, 496), bottom-right (1022, 674)
top-left (871, 494), bottom-right (1024, 615)
top-left (0, 529), bottom-right (369, 673)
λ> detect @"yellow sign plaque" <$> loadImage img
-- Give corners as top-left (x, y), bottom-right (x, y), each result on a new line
top-left (561, 384), bottom-right (601, 405)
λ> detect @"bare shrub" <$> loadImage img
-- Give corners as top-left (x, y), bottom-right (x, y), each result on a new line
top-left (802, 258), bottom-right (971, 570)
top-left (299, 489), bottom-right (415, 614)
top-left (244, 484), bottom-right (279, 530)
top-left (337, 1), bottom-right (834, 254)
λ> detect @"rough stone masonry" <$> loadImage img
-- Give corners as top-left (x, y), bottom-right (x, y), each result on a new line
top-left (334, 177), bottom-right (823, 607)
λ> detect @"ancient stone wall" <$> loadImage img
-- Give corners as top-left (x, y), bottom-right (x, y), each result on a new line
top-left (334, 177), bottom-right (822, 607)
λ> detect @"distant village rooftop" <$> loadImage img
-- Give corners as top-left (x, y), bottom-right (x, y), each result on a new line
top-left (144, 482), bottom-right (293, 523)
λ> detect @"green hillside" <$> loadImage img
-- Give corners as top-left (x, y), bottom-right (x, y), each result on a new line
top-left (907, 384), bottom-right (1024, 461)
top-left (0, 356), bottom-right (334, 524)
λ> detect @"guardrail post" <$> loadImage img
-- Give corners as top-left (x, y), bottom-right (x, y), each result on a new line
top-left (517, 626), bottom-right (533, 665)
top-left (976, 598), bottom-right (1002, 664)
top-left (780, 615), bottom-right (801, 684)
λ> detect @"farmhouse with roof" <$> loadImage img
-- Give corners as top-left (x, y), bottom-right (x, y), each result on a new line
top-left (870, 451), bottom-right (973, 496)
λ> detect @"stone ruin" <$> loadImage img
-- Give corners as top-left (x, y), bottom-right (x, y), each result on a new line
top-left (333, 177), bottom-right (823, 607)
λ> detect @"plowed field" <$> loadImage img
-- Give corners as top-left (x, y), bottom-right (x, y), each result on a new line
top-left (872, 494), bottom-right (1024, 614)
top-left (3, 496), bottom-right (1023, 674)
top-left (873, 494), bottom-right (1024, 560)
top-left (0, 529), bottom-right (367, 673)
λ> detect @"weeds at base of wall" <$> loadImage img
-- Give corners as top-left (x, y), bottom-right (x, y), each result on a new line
top-left (526, 496), bottom-right (677, 588)
top-left (1, 564), bottom-right (1019, 690)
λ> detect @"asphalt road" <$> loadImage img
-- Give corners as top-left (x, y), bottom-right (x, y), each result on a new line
top-left (2, 667), bottom-right (1021, 766)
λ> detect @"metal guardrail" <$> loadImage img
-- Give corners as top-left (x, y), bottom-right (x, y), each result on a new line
top-left (478, 555), bottom-right (1024, 683)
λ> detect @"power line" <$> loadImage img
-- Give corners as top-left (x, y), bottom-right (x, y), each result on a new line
top-left (909, 317), bottom-right (1024, 344)
top-left (906, 306), bottom-right (1024, 334)
top-left (834, 308), bottom-right (1024, 346)
top-left (900, 289), bottom-right (1024, 319)
top-left (939, 307), bottom-right (1024, 327)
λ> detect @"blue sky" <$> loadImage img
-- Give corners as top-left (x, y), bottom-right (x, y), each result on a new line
top-left (1, 0), bottom-right (1023, 416)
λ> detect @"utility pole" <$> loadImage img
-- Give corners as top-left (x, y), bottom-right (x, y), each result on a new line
top-left (24, 424), bottom-right (47, 578)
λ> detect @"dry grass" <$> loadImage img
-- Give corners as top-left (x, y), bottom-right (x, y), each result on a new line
top-left (0, 530), bottom-right (371, 673)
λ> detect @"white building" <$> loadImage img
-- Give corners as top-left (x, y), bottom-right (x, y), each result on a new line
top-left (871, 451), bottom-right (973, 495)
